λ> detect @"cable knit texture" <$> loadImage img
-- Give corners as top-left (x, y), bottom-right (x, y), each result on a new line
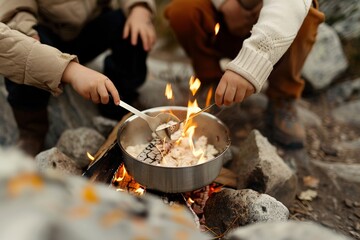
top-left (220, 0), bottom-right (312, 92)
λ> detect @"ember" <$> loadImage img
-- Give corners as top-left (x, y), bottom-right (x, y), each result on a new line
top-left (112, 163), bottom-right (145, 196)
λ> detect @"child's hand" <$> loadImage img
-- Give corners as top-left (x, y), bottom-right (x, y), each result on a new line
top-left (123, 4), bottom-right (156, 51)
top-left (61, 62), bottom-right (120, 105)
top-left (215, 70), bottom-right (255, 106)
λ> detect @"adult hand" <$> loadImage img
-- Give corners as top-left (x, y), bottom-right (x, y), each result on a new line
top-left (123, 4), bottom-right (156, 51)
top-left (215, 70), bottom-right (255, 106)
top-left (219, 0), bottom-right (261, 37)
top-left (61, 62), bottom-right (120, 105)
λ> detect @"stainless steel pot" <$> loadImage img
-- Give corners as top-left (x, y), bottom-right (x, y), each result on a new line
top-left (117, 106), bottom-right (231, 193)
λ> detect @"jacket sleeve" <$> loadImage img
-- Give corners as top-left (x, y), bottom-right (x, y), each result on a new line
top-left (121, 0), bottom-right (156, 16)
top-left (226, 0), bottom-right (313, 93)
top-left (0, 0), bottom-right (39, 36)
top-left (0, 23), bottom-right (78, 96)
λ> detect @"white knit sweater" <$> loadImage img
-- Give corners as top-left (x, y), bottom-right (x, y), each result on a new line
top-left (212, 0), bottom-right (312, 92)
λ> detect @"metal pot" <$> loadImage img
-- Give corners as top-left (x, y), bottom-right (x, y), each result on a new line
top-left (117, 106), bottom-right (231, 193)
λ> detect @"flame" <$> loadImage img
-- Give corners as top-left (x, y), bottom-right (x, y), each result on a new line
top-left (114, 164), bottom-right (127, 182)
top-left (209, 183), bottom-right (223, 195)
top-left (187, 197), bottom-right (194, 205)
top-left (214, 23), bottom-right (220, 36)
top-left (112, 164), bottom-right (145, 196)
top-left (183, 99), bottom-right (201, 130)
top-left (189, 76), bottom-right (201, 96)
top-left (186, 126), bottom-right (205, 160)
top-left (87, 152), bottom-right (95, 161)
top-left (164, 76), bottom-right (215, 165)
top-left (205, 87), bottom-right (213, 107)
top-left (165, 83), bottom-right (173, 100)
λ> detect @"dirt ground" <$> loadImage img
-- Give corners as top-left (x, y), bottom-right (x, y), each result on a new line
top-left (221, 87), bottom-right (360, 239)
top-left (149, 13), bottom-right (360, 235)
top-left (290, 95), bottom-right (360, 240)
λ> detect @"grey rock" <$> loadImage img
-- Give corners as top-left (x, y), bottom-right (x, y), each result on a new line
top-left (56, 127), bottom-right (105, 168)
top-left (204, 188), bottom-right (289, 236)
top-left (46, 86), bottom-right (99, 148)
top-left (0, 146), bottom-right (210, 240)
top-left (0, 147), bottom-right (36, 179)
top-left (302, 23), bottom-right (348, 90)
top-left (297, 105), bottom-right (322, 128)
top-left (92, 116), bottom-right (118, 137)
top-left (332, 99), bottom-right (360, 126)
top-left (313, 160), bottom-right (360, 184)
top-left (35, 147), bottom-right (82, 175)
top-left (0, 76), bottom-right (100, 150)
top-left (326, 78), bottom-right (360, 105)
top-left (231, 130), bottom-right (297, 207)
top-left (336, 138), bottom-right (360, 153)
top-left (224, 220), bottom-right (351, 240)
top-left (319, 0), bottom-right (360, 39)
top-left (0, 76), bottom-right (18, 146)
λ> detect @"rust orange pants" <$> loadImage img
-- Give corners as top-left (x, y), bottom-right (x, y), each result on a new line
top-left (165, 0), bottom-right (325, 100)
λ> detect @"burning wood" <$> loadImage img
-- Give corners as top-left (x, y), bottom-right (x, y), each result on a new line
top-left (126, 138), bottom-right (174, 165)
top-left (112, 164), bottom-right (145, 195)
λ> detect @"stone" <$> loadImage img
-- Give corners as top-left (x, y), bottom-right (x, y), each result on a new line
top-left (204, 188), bottom-right (289, 236)
top-left (46, 85), bottom-right (100, 148)
top-left (302, 23), bottom-right (348, 90)
top-left (0, 146), bottom-right (210, 240)
top-left (319, 0), bottom-right (360, 40)
top-left (230, 130), bottom-right (297, 207)
top-left (332, 100), bottom-right (360, 127)
top-left (56, 127), bottom-right (105, 168)
top-left (326, 78), bottom-right (360, 105)
top-left (312, 160), bottom-right (360, 184)
top-left (0, 76), bottom-right (18, 146)
top-left (35, 147), bottom-right (82, 176)
top-left (92, 116), bottom-right (118, 138)
top-left (297, 105), bottom-right (322, 128)
top-left (224, 220), bottom-right (351, 240)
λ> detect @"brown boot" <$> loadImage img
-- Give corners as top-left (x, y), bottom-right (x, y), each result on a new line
top-left (266, 99), bottom-right (305, 148)
top-left (12, 108), bottom-right (49, 157)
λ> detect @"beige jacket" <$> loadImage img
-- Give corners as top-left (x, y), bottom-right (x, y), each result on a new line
top-left (0, 22), bottom-right (77, 95)
top-left (0, 0), bottom-right (156, 41)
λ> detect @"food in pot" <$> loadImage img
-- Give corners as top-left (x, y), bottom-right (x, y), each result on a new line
top-left (125, 123), bottom-right (218, 167)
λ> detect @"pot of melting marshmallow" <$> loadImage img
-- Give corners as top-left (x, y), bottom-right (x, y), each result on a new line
top-left (117, 106), bottom-right (231, 193)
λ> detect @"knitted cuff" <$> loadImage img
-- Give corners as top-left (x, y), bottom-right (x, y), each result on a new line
top-left (226, 47), bottom-right (273, 93)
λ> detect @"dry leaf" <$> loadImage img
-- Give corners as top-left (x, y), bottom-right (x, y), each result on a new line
top-left (303, 175), bottom-right (320, 189)
top-left (298, 189), bottom-right (318, 201)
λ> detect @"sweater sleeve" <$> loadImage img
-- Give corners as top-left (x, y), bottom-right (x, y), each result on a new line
top-left (0, 23), bottom-right (78, 96)
top-left (226, 0), bottom-right (312, 93)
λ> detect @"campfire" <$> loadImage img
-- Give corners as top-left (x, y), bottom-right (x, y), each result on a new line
top-left (81, 21), bottom-right (237, 230)
top-left (83, 70), bottom-right (233, 229)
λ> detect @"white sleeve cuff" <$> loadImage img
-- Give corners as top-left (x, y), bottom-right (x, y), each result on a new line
top-left (226, 47), bottom-right (273, 93)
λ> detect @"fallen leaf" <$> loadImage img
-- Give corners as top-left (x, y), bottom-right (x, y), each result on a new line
top-left (298, 189), bottom-right (318, 201)
top-left (303, 175), bottom-right (320, 189)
